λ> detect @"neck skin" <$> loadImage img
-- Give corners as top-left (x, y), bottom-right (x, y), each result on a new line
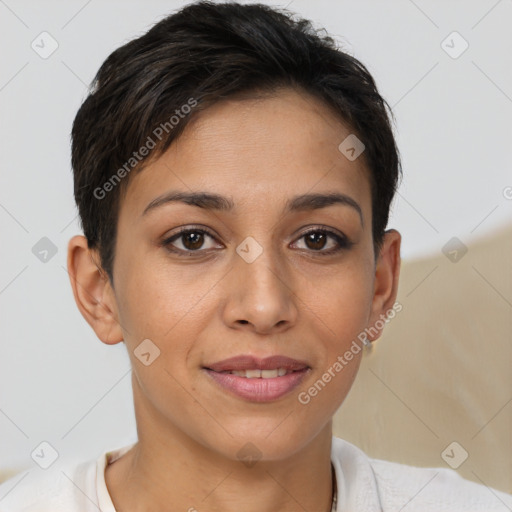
top-left (105, 377), bottom-right (336, 512)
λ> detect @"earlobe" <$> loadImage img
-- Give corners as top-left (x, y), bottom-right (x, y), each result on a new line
top-left (66, 235), bottom-right (124, 345)
top-left (367, 229), bottom-right (401, 343)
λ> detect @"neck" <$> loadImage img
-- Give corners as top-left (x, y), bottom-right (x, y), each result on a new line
top-left (105, 383), bottom-right (336, 512)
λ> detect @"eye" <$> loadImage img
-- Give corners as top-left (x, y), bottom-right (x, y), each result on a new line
top-left (292, 227), bottom-right (353, 255)
top-left (161, 225), bottom-right (353, 257)
top-left (161, 226), bottom-right (221, 256)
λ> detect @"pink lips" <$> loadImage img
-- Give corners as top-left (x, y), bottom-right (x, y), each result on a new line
top-left (203, 354), bottom-right (311, 403)
top-left (204, 354), bottom-right (309, 372)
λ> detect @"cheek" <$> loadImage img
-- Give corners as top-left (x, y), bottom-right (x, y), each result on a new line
top-left (114, 250), bottom-right (204, 339)
top-left (300, 260), bottom-right (373, 341)
top-left (114, 257), bottom-right (220, 390)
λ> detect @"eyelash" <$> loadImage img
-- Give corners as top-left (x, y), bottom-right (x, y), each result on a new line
top-left (161, 225), bottom-right (353, 257)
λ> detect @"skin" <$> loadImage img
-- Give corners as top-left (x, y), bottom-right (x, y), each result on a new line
top-left (67, 87), bottom-right (401, 512)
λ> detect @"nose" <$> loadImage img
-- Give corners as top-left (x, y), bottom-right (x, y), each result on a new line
top-left (221, 240), bottom-right (298, 334)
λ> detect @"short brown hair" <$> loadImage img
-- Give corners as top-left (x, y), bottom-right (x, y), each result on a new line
top-left (71, 0), bottom-right (402, 284)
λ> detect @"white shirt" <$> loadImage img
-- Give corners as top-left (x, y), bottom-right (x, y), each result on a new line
top-left (0, 436), bottom-right (511, 511)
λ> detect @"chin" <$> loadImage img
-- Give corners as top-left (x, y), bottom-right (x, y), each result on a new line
top-left (210, 424), bottom-right (318, 462)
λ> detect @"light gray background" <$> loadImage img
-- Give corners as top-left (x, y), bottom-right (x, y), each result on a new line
top-left (1, 0), bottom-right (511, 472)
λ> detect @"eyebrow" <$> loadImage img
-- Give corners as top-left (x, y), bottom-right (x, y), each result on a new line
top-left (141, 190), bottom-right (363, 226)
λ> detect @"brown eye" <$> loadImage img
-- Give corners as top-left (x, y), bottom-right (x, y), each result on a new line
top-left (161, 225), bottom-right (352, 258)
top-left (162, 227), bottom-right (220, 255)
top-left (293, 228), bottom-right (352, 255)
top-left (304, 231), bottom-right (328, 250)
top-left (180, 231), bottom-right (205, 250)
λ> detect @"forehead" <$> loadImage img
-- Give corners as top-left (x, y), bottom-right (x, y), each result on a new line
top-left (119, 87), bottom-right (372, 222)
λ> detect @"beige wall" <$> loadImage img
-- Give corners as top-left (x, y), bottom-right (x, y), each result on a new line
top-left (334, 224), bottom-right (512, 494)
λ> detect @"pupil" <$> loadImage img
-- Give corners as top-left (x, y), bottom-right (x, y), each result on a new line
top-left (306, 232), bottom-right (325, 250)
top-left (185, 232), bottom-right (203, 250)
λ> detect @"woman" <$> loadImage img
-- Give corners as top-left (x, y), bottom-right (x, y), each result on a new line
top-left (1, 2), bottom-right (511, 510)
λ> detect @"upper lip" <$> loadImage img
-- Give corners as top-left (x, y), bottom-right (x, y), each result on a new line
top-left (204, 355), bottom-right (310, 372)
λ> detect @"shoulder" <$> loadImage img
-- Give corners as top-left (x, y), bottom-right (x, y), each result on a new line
top-left (331, 436), bottom-right (512, 511)
top-left (0, 457), bottom-right (98, 512)
top-left (370, 457), bottom-right (512, 511)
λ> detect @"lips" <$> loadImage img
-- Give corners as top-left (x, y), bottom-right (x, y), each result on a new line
top-left (203, 354), bottom-right (311, 402)
top-left (204, 354), bottom-right (310, 373)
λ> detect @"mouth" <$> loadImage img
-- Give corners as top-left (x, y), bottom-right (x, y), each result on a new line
top-left (202, 354), bottom-right (311, 402)
top-left (211, 368), bottom-right (302, 378)
top-left (203, 354), bottom-right (310, 373)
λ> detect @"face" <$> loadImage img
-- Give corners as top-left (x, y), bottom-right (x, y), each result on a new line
top-left (71, 87), bottom-right (400, 462)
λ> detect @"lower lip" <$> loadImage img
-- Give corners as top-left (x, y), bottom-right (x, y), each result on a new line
top-left (203, 368), bottom-right (310, 402)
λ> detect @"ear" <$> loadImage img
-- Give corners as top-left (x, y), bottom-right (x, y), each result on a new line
top-left (366, 229), bottom-right (401, 342)
top-left (66, 235), bottom-right (124, 345)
